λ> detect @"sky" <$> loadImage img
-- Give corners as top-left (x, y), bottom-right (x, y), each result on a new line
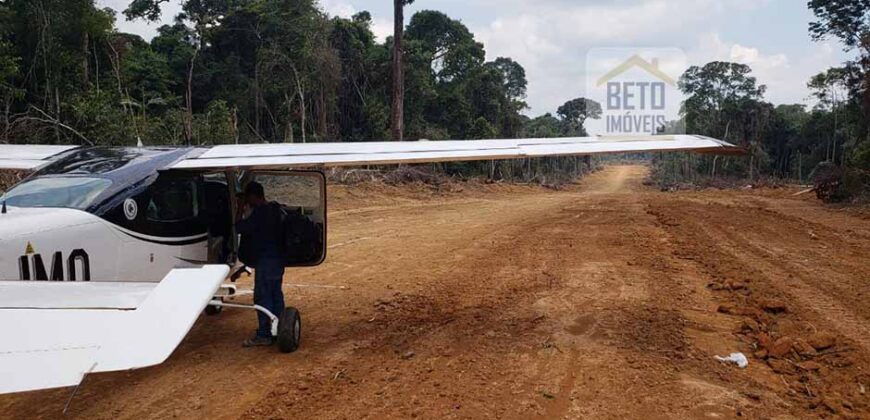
top-left (100, 0), bottom-right (855, 116)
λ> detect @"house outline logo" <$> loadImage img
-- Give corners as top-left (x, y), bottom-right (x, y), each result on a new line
top-left (595, 54), bottom-right (677, 87)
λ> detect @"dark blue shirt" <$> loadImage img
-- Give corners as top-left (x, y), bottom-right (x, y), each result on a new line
top-left (236, 203), bottom-right (283, 265)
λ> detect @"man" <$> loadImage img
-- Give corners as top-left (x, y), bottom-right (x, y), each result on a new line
top-left (235, 181), bottom-right (285, 347)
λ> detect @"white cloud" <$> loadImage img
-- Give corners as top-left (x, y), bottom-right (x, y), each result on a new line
top-left (473, 0), bottom-right (768, 115)
top-left (471, 0), bottom-right (846, 114)
top-left (691, 32), bottom-right (840, 105)
top-left (320, 0), bottom-right (357, 18)
top-left (371, 17), bottom-right (392, 42)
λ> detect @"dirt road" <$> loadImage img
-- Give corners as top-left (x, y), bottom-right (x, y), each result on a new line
top-left (3, 165), bottom-right (869, 419)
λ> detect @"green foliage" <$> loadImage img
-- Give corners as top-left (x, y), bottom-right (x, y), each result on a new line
top-left (852, 140), bottom-right (870, 169)
top-left (124, 0), bottom-right (170, 22)
top-left (679, 61), bottom-right (766, 144)
top-left (808, 0), bottom-right (870, 50)
top-left (469, 117), bottom-right (497, 139)
top-left (485, 57), bottom-right (527, 102)
top-left (523, 113), bottom-right (562, 138)
top-left (405, 10), bottom-right (485, 83)
top-left (0, 40), bottom-right (20, 95)
top-left (656, 52), bottom-right (869, 197)
top-left (193, 100), bottom-right (234, 144)
top-left (67, 89), bottom-right (135, 145)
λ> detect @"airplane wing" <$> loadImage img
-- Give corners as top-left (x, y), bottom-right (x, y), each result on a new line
top-left (171, 135), bottom-right (742, 170)
top-left (0, 265), bottom-right (228, 394)
top-left (0, 144), bottom-right (78, 170)
top-left (0, 135), bottom-right (741, 171)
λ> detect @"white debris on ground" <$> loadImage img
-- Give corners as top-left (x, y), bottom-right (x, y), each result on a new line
top-left (715, 352), bottom-right (749, 368)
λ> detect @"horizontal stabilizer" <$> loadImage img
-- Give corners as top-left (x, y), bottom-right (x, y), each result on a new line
top-left (0, 265), bottom-right (228, 394)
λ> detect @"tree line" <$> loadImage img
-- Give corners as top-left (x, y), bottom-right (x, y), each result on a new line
top-left (0, 0), bottom-right (867, 195)
top-left (654, 0), bottom-right (869, 200)
top-left (0, 0), bottom-right (596, 146)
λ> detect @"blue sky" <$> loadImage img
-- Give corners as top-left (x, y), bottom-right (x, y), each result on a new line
top-left (102, 0), bottom-right (855, 116)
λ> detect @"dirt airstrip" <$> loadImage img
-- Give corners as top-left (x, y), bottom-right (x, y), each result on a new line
top-left (2, 165), bottom-right (869, 419)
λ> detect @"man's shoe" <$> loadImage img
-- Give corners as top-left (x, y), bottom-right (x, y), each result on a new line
top-left (242, 336), bottom-right (274, 347)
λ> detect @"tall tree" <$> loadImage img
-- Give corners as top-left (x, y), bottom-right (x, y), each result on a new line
top-left (125, 0), bottom-right (228, 144)
top-left (808, 0), bottom-right (870, 174)
top-left (679, 61), bottom-right (766, 144)
top-left (557, 98), bottom-right (602, 136)
top-left (391, 0), bottom-right (414, 141)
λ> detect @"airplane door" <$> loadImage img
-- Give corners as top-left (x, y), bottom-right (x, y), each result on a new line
top-left (242, 171), bottom-right (327, 267)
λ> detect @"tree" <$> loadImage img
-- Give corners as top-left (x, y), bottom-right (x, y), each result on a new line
top-left (126, 0), bottom-right (229, 144)
top-left (468, 116), bottom-right (496, 139)
top-left (330, 12), bottom-right (390, 141)
top-left (557, 98), bottom-right (602, 136)
top-left (808, 0), bottom-right (870, 51)
top-left (808, 68), bottom-right (853, 163)
top-left (485, 57), bottom-right (527, 103)
top-left (391, 0), bottom-right (415, 141)
top-left (808, 0), bottom-right (870, 177)
top-left (522, 113), bottom-right (561, 138)
top-left (405, 10), bottom-right (484, 83)
top-left (679, 61), bottom-right (766, 144)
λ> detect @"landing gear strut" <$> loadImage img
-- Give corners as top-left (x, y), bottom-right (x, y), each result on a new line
top-left (206, 299), bottom-right (302, 353)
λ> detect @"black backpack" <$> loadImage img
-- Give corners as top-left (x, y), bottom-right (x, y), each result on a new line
top-left (276, 204), bottom-right (323, 265)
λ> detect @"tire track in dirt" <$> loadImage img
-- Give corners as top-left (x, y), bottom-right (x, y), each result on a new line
top-left (715, 227), bottom-right (870, 353)
top-left (647, 196), bottom-right (870, 416)
top-left (654, 199), bottom-right (870, 352)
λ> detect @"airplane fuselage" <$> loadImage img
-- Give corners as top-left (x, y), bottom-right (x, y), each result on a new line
top-left (0, 206), bottom-right (207, 282)
top-left (0, 147), bottom-right (214, 282)
top-left (0, 146), bottom-right (327, 283)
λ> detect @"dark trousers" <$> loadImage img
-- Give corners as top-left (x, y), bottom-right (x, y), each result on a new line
top-left (253, 257), bottom-right (285, 338)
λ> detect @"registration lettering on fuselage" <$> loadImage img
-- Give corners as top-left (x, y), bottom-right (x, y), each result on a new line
top-left (17, 249), bottom-right (91, 281)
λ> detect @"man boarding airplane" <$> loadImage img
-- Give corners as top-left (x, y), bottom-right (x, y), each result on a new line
top-left (0, 135), bottom-right (743, 395)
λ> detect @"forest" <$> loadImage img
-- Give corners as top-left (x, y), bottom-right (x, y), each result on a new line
top-left (0, 0), bottom-right (868, 198)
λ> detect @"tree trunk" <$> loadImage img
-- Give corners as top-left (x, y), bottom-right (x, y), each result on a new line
top-left (299, 84), bottom-right (306, 143)
top-left (319, 84), bottom-right (328, 140)
top-left (284, 92), bottom-right (294, 143)
top-left (254, 62), bottom-right (260, 140)
top-left (184, 48), bottom-right (198, 146)
top-left (711, 155), bottom-right (719, 178)
top-left (81, 32), bottom-right (89, 88)
top-left (92, 41), bottom-right (100, 92)
top-left (231, 107), bottom-right (239, 144)
top-left (390, 0), bottom-right (405, 141)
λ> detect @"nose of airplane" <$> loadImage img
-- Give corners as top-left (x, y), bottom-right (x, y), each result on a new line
top-left (0, 206), bottom-right (98, 240)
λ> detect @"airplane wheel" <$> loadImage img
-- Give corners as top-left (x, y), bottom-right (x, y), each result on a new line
top-left (205, 304), bottom-right (222, 316)
top-left (277, 307), bottom-right (301, 353)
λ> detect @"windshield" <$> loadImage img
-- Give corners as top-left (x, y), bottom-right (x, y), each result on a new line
top-left (1, 177), bottom-right (112, 210)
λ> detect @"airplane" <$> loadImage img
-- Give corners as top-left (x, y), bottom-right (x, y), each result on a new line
top-left (0, 135), bottom-right (742, 395)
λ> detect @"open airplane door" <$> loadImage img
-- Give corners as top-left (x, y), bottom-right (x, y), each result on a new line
top-left (243, 170), bottom-right (327, 267)
top-left (0, 265), bottom-right (229, 394)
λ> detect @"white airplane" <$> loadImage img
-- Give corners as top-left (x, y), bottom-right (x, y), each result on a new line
top-left (0, 135), bottom-right (741, 395)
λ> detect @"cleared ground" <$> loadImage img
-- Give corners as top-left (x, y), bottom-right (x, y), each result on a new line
top-left (3, 165), bottom-right (869, 419)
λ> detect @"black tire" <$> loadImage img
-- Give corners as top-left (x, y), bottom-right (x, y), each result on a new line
top-left (277, 307), bottom-right (301, 353)
top-left (205, 304), bottom-right (222, 316)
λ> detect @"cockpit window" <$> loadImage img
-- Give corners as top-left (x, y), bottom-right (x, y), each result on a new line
top-left (0, 177), bottom-right (112, 210)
